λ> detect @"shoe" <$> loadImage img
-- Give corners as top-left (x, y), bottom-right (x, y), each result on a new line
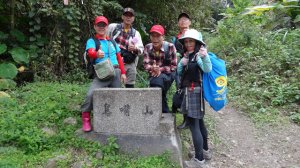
top-left (82, 112), bottom-right (92, 132)
top-left (177, 115), bottom-right (189, 129)
top-left (184, 158), bottom-right (206, 168)
top-left (177, 119), bottom-right (189, 129)
top-left (188, 149), bottom-right (212, 160)
top-left (203, 149), bottom-right (212, 160)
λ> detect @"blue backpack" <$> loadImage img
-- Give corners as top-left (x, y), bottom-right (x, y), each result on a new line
top-left (203, 52), bottom-right (227, 111)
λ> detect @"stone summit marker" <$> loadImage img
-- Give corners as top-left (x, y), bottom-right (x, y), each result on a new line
top-left (78, 88), bottom-right (182, 167)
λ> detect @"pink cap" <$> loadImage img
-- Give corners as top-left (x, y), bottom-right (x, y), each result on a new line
top-left (150, 25), bottom-right (165, 35)
top-left (94, 16), bottom-right (108, 25)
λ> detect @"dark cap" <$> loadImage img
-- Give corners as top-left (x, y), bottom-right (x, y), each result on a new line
top-left (178, 12), bottom-right (190, 21)
top-left (123, 7), bottom-right (135, 16)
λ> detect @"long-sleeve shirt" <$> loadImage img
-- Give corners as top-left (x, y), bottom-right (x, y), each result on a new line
top-left (177, 53), bottom-right (212, 76)
top-left (143, 41), bottom-right (177, 74)
top-left (86, 35), bottom-right (125, 74)
top-left (107, 23), bottom-right (144, 55)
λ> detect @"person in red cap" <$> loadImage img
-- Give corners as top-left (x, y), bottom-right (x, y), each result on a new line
top-left (107, 7), bottom-right (144, 88)
top-left (143, 25), bottom-right (177, 113)
top-left (80, 16), bottom-right (127, 132)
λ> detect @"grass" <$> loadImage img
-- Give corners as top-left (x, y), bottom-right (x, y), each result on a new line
top-left (0, 81), bottom-right (179, 167)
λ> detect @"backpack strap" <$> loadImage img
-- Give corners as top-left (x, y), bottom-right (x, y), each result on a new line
top-left (92, 37), bottom-right (101, 51)
top-left (108, 38), bottom-right (118, 50)
top-left (112, 23), bottom-right (136, 40)
top-left (112, 24), bottom-right (122, 40)
top-left (129, 27), bottom-right (136, 38)
top-left (163, 41), bottom-right (170, 64)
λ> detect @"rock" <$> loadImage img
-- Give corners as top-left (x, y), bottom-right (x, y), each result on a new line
top-left (95, 151), bottom-right (103, 159)
top-left (64, 117), bottom-right (77, 125)
top-left (45, 155), bottom-right (67, 168)
top-left (72, 161), bottom-right (84, 168)
top-left (42, 127), bottom-right (56, 136)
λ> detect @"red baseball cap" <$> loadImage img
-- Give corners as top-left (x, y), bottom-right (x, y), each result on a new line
top-left (94, 16), bottom-right (108, 25)
top-left (150, 25), bottom-right (165, 36)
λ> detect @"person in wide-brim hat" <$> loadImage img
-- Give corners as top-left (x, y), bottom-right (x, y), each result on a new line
top-left (177, 28), bottom-right (212, 168)
top-left (179, 28), bottom-right (206, 47)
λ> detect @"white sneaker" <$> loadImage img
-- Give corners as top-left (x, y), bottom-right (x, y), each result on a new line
top-left (184, 158), bottom-right (206, 168)
top-left (203, 149), bottom-right (212, 160)
top-left (188, 149), bottom-right (212, 160)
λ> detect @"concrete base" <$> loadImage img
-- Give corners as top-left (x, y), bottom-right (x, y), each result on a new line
top-left (77, 113), bottom-right (183, 167)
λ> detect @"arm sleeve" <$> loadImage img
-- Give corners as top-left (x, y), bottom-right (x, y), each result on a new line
top-left (86, 38), bottom-right (97, 59)
top-left (177, 59), bottom-right (184, 76)
top-left (107, 23), bottom-right (118, 39)
top-left (143, 45), bottom-right (152, 73)
top-left (87, 48), bottom-right (97, 59)
top-left (134, 31), bottom-right (144, 55)
top-left (197, 54), bottom-right (212, 73)
top-left (116, 52), bottom-right (126, 74)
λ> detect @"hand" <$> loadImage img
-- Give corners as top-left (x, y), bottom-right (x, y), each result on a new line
top-left (121, 74), bottom-right (127, 83)
top-left (150, 60), bottom-right (161, 77)
top-left (181, 57), bottom-right (188, 66)
top-left (128, 44), bottom-right (136, 52)
top-left (199, 46), bottom-right (208, 58)
top-left (97, 50), bottom-right (104, 58)
top-left (152, 66), bottom-right (161, 77)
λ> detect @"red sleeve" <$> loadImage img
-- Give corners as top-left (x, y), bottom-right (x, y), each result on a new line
top-left (116, 52), bottom-right (126, 74)
top-left (87, 48), bottom-right (97, 59)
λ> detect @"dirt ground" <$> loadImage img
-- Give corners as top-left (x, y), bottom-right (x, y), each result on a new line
top-left (206, 106), bottom-right (300, 168)
top-left (182, 105), bottom-right (300, 168)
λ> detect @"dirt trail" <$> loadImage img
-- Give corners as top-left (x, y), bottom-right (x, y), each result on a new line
top-left (205, 105), bottom-right (300, 168)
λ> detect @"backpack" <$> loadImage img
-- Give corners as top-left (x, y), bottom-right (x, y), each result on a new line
top-left (203, 52), bottom-right (228, 111)
top-left (83, 37), bottom-right (117, 79)
top-left (112, 24), bottom-right (138, 64)
top-left (112, 23), bottom-right (136, 41)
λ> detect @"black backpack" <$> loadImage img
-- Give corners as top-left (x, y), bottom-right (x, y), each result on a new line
top-left (83, 37), bottom-right (117, 79)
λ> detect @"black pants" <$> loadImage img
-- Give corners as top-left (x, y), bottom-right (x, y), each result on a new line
top-left (188, 117), bottom-right (208, 161)
top-left (149, 72), bottom-right (174, 113)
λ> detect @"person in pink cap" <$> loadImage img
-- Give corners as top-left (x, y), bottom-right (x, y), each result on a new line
top-left (143, 25), bottom-right (177, 113)
top-left (80, 16), bottom-right (126, 132)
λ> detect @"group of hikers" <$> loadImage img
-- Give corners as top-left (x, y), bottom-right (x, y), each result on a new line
top-left (81, 7), bottom-right (212, 167)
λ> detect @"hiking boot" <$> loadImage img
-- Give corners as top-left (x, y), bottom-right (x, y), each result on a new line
top-left (188, 149), bottom-right (212, 160)
top-left (184, 158), bottom-right (206, 168)
top-left (177, 115), bottom-right (189, 129)
top-left (203, 149), bottom-right (212, 160)
top-left (177, 120), bottom-right (189, 129)
top-left (82, 112), bottom-right (92, 132)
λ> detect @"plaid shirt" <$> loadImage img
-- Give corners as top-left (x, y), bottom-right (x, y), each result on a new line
top-left (108, 23), bottom-right (144, 55)
top-left (115, 29), bottom-right (132, 50)
top-left (143, 41), bottom-right (177, 74)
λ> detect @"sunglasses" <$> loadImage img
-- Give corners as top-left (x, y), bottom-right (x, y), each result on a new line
top-left (96, 22), bottom-right (107, 28)
top-left (123, 13), bottom-right (134, 17)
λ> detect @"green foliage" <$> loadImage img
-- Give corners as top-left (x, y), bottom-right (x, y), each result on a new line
top-left (9, 47), bottom-right (29, 64)
top-left (0, 29), bottom-right (34, 91)
top-left (102, 136), bottom-right (119, 156)
top-left (208, 6), bottom-right (300, 124)
top-left (0, 63), bottom-right (18, 79)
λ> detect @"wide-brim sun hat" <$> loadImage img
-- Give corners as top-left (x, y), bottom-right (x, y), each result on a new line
top-left (179, 29), bottom-right (205, 46)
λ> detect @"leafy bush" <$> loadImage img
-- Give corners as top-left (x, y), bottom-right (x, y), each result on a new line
top-left (208, 4), bottom-right (300, 124)
top-left (0, 30), bottom-right (37, 92)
